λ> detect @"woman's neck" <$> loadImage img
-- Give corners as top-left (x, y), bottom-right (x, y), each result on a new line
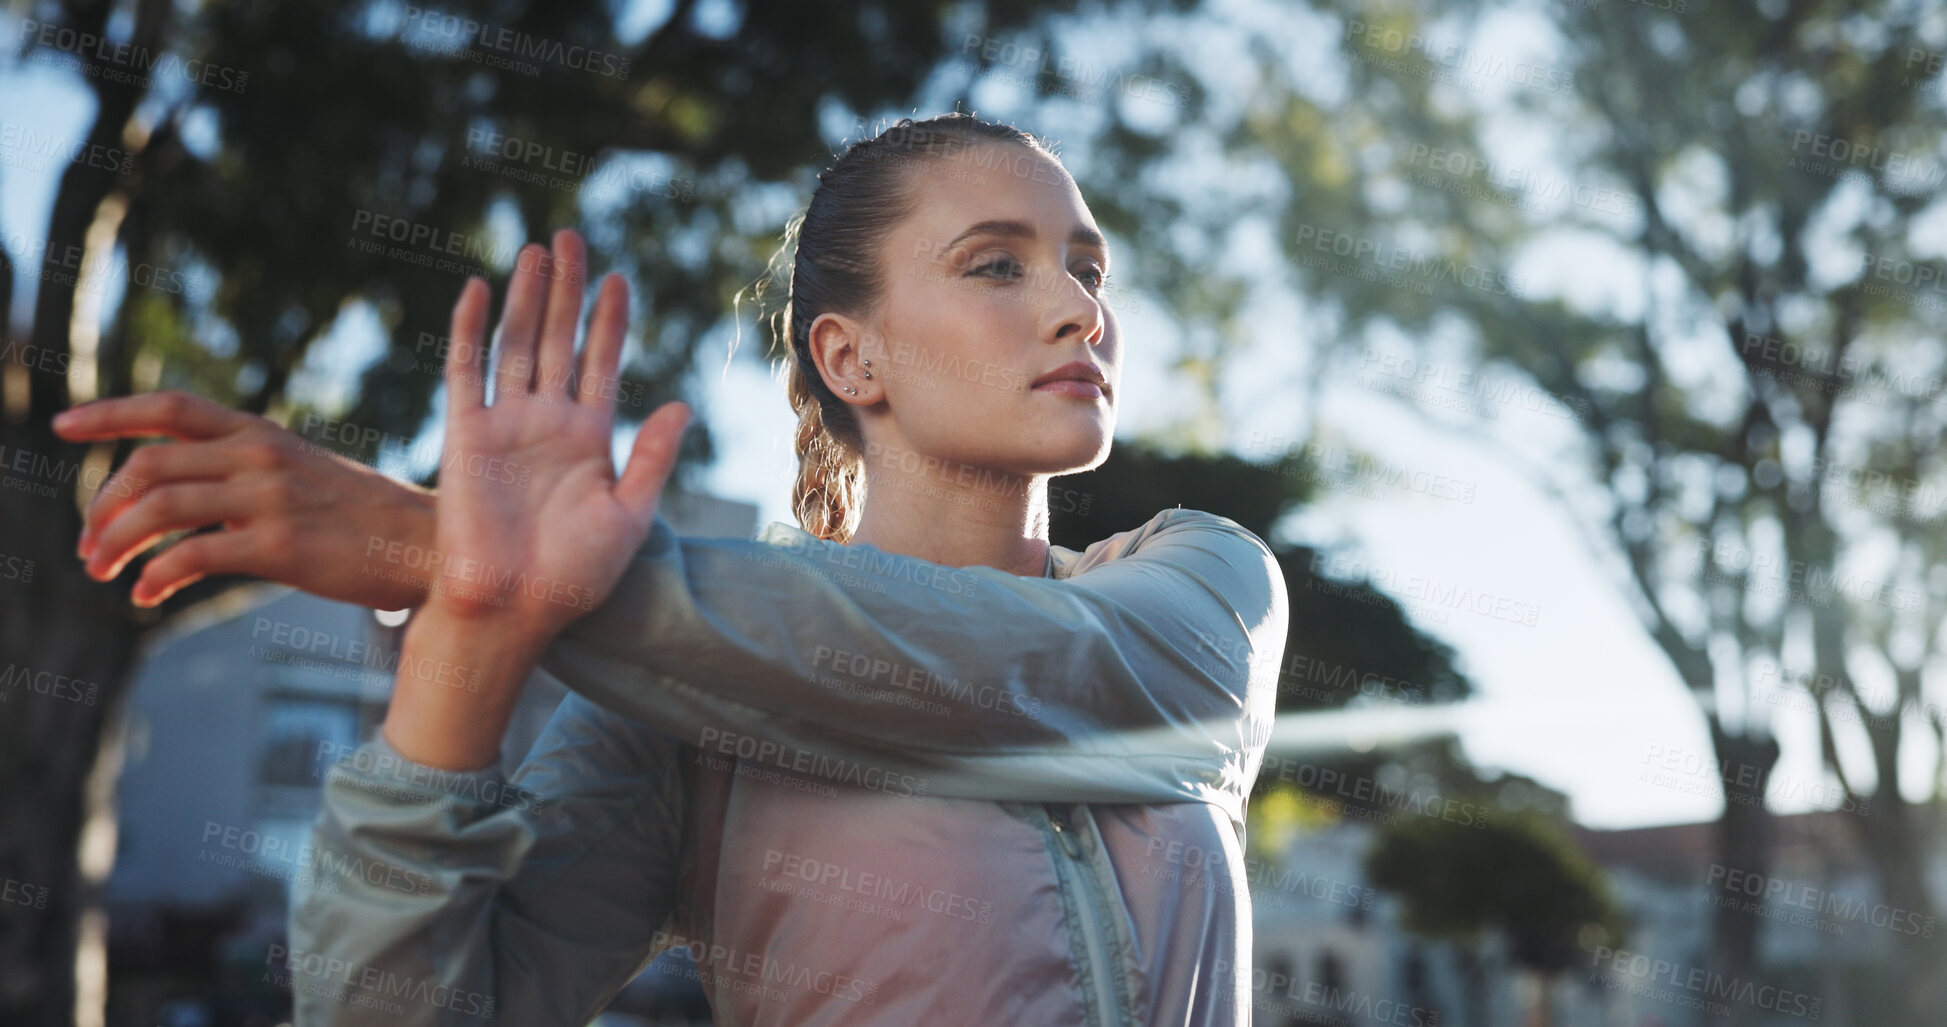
top-left (846, 470), bottom-right (1053, 578)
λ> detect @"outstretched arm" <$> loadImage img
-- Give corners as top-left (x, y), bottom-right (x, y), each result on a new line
top-left (534, 505), bottom-right (1289, 820)
top-left (290, 226), bottom-right (698, 1025)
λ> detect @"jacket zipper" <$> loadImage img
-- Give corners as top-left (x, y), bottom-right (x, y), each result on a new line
top-left (1048, 803), bottom-right (1125, 1026)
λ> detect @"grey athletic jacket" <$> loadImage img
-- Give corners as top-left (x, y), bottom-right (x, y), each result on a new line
top-left (288, 506), bottom-right (1288, 1025)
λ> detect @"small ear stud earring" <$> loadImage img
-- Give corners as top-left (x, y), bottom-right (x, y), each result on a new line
top-left (846, 386), bottom-right (858, 395)
top-left (861, 358), bottom-right (872, 380)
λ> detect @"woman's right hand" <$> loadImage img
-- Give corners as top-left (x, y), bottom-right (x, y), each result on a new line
top-left (52, 390), bottom-right (439, 611)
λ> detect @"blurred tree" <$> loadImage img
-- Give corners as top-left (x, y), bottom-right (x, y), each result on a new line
top-left (0, 0), bottom-right (1200, 1021)
top-left (1032, 1), bottom-right (1947, 1020)
top-left (1365, 809), bottom-right (1625, 1027)
top-left (1052, 440), bottom-right (1473, 715)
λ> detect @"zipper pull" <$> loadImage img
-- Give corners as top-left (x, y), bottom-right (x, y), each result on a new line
top-left (1049, 806), bottom-right (1086, 859)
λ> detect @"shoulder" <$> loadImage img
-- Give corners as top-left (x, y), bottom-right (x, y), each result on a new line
top-left (1063, 507), bottom-right (1285, 606)
top-left (1141, 506), bottom-right (1275, 555)
top-left (1067, 506), bottom-right (1277, 569)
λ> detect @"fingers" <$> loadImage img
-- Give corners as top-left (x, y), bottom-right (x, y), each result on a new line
top-left (129, 529), bottom-right (271, 608)
top-left (537, 229), bottom-right (586, 400)
top-left (493, 243), bottom-right (552, 400)
top-left (52, 390), bottom-right (251, 442)
top-left (79, 442), bottom-right (245, 558)
top-left (615, 401), bottom-right (692, 519)
top-left (578, 273), bottom-right (630, 410)
top-left (83, 481), bottom-right (244, 583)
top-left (448, 277), bottom-right (491, 411)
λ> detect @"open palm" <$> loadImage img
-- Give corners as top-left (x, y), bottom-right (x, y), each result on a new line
top-left (425, 229), bottom-right (690, 642)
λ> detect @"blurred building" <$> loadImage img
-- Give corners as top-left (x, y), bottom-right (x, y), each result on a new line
top-left (1246, 805), bottom-right (1946, 1027)
top-left (104, 488), bottom-right (758, 1027)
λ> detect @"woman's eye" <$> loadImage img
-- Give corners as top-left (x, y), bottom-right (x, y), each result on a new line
top-left (971, 257), bottom-right (1022, 280)
top-left (1075, 266), bottom-right (1110, 293)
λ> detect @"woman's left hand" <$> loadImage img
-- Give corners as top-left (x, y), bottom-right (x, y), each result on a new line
top-left (418, 228), bottom-right (691, 644)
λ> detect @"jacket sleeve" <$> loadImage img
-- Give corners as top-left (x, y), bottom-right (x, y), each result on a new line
top-left (533, 507), bottom-right (1288, 820)
top-left (285, 692), bottom-right (692, 1026)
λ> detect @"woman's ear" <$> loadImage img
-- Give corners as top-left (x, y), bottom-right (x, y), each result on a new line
top-left (807, 312), bottom-right (876, 401)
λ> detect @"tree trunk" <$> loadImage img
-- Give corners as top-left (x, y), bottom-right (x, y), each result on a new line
top-left (1706, 723), bottom-right (1778, 1027)
top-left (0, 0), bottom-right (171, 1021)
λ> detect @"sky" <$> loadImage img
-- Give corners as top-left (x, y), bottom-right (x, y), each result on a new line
top-left (5, 2), bottom-right (1921, 831)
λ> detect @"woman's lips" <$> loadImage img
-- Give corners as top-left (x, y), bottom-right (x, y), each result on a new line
top-left (1032, 380), bottom-right (1106, 399)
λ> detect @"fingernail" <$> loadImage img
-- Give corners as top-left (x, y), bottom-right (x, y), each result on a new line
top-left (77, 534), bottom-right (94, 560)
top-left (53, 410), bottom-right (75, 428)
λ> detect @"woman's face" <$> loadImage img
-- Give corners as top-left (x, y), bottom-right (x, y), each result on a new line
top-left (829, 141), bottom-right (1121, 484)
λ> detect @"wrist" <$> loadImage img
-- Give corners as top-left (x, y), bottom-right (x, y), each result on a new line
top-left (384, 602), bottom-right (549, 771)
top-left (411, 598), bottom-right (555, 657)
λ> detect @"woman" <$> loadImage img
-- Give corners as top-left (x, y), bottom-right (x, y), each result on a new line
top-left (56, 113), bottom-right (1288, 1025)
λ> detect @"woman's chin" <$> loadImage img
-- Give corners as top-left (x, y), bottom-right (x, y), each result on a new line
top-left (1025, 433), bottom-right (1113, 476)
